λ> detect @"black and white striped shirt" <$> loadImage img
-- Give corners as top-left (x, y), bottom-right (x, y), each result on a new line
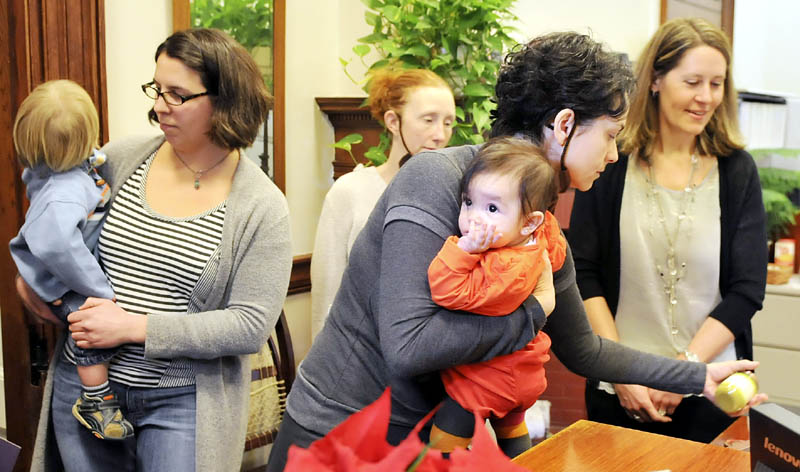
top-left (67, 154), bottom-right (226, 388)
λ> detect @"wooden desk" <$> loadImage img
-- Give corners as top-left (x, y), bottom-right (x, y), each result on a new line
top-left (512, 420), bottom-right (749, 471)
top-left (710, 416), bottom-right (750, 450)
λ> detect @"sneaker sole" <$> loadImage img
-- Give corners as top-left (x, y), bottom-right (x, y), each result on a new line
top-left (71, 403), bottom-right (128, 441)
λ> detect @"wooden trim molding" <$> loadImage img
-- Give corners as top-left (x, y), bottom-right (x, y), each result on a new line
top-left (171, 0), bottom-right (285, 194)
top-left (172, 0), bottom-right (190, 33)
top-left (272, 0), bottom-right (286, 194)
top-left (288, 254), bottom-right (311, 295)
top-left (316, 97), bottom-right (384, 179)
top-left (660, 0), bottom-right (735, 42)
top-left (721, 0), bottom-right (735, 42)
top-left (1, 2), bottom-right (108, 469)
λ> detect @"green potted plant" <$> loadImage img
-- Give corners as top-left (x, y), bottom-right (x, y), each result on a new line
top-left (751, 148), bottom-right (800, 243)
top-left (335, 0), bottom-right (519, 166)
top-left (190, 0), bottom-right (274, 89)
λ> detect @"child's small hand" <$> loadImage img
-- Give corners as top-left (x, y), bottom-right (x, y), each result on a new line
top-left (457, 220), bottom-right (500, 253)
top-left (15, 275), bottom-right (63, 326)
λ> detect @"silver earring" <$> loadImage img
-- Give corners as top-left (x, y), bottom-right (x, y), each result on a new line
top-left (651, 90), bottom-right (659, 99)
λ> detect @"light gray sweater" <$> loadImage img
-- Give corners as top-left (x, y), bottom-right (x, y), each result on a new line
top-left (31, 135), bottom-right (292, 472)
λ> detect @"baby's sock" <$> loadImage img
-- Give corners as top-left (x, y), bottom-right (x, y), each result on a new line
top-left (82, 381), bottom-right (112, 399)
top-left (430, 424), bottom-right (472, 453)
top-left (494, 420), bottom-right (532, 458)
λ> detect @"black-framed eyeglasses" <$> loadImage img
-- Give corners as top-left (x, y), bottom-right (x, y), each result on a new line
top-left (141, 82), bottom-right (210, 106)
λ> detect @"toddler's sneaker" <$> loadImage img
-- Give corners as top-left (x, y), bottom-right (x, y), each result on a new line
top-left (72, 392), bottom-right (134, 440)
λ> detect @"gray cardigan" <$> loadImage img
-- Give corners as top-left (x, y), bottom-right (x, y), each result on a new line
top-left (31, 135), bottom-right (292, 472)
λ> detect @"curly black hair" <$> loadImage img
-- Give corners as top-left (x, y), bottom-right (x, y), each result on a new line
top-left (490, 32), bottom-right (635, 143)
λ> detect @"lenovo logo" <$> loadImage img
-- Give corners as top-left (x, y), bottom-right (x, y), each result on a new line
top-left (764, 436), bottom-right (800, 469)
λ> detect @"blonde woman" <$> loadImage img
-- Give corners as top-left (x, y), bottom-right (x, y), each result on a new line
top-left (570, 18), bottom-right (767, 442)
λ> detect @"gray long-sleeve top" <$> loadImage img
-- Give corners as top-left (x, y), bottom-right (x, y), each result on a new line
top-left (31, 135), bottom-right (292, 472)
top-left (288, 144), bottom-right (707, 438)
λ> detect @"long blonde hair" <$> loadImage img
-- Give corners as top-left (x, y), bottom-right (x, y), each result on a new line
top-left (620, 18), bottom-right (743, 162)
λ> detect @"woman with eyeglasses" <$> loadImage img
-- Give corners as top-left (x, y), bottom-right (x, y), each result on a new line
top-left (310, 68), bottom-right (456, 342)
top-left (24, 28), bottom-right (291, 472)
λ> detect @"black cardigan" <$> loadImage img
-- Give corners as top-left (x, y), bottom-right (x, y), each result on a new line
top-left (568, 150), bottom-right (767, 360)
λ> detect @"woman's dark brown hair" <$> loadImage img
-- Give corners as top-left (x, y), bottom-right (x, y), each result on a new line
top-left (149, 28), bottom-right (271, 150)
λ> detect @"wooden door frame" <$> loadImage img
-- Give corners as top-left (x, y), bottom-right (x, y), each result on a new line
top-left (660, 0), bottom-right (735, 41)
top-left (0, 1), bottom-right (107, 470)
top-left (172, 0), bottom-right (286, 194)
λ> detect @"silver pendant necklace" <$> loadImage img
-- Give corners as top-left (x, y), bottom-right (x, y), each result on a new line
top-left (646, 154), bottom-right (699, 337)
top-left (174, 150), bottom-right (230, 190)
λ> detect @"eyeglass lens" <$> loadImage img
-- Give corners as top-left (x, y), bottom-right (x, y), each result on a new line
top-left (142, 84), bottom-right (184, 106)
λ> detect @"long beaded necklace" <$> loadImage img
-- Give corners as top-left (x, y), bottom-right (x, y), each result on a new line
top-left (174, 150), bottom-right (231, 190)
top-left (646, 154), bottom-right (699, 337)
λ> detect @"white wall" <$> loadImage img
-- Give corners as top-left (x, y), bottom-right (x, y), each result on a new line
top-left (104, 0), bottom-right (172, 140)
top-left (283, 0), bottom-right (665, 361)
top-left (732, 0), bottom-right (800, 96)
top-left (511, 1), bottom-right (660, 61)
top-left (96, 0), bottom-right (798, 369)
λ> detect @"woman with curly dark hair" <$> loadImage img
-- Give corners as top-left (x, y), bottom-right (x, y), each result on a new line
top-left (267, 32), bottom-right (764, 470)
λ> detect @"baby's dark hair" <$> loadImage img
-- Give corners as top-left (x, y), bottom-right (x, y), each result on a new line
top-left (491, 32), bottom-right (634, 143)
top-left (461, 137), bottom-right (558, 217)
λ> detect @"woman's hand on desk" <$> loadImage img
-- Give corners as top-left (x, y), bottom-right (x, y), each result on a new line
top-left (705, 359), bottom-right (769, 415)
top-left (614, 383), bottom-right (672, 423)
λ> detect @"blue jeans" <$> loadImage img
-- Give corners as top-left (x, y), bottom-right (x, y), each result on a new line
top-left (49, 291), bottom-right (118, 366)
top-left (51, 354), bottom-right (196, 471)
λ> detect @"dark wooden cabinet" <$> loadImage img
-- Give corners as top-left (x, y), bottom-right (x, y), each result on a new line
top-left (315, 97), bottom-right (384, 180)
top-left (0, 2), bottom-right (107, 470)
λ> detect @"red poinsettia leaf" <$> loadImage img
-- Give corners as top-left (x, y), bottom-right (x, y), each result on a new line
top-left (285, 389), bottom-right (529, 472)
top-left (288, 437), bottom-right (386, 472)
top-left (448, 413), bottom-right (529, 472)
top-left (361, 396), bottom-right (445, 471)
top-left (360, 439), bottom-right (424, 472)
top-left (285, 443), bottom-right (335, 471)
top-left (308, 388), bottom-right (397, 464)
top-left (409, 446), bottom-right (451, 472)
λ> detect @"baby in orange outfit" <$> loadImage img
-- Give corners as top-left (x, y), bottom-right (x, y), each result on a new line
top-left (428, 136), bottom-right (566, 458)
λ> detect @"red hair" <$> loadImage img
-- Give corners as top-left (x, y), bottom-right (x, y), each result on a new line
top-left (366, 68), bottom-right (451, 125)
